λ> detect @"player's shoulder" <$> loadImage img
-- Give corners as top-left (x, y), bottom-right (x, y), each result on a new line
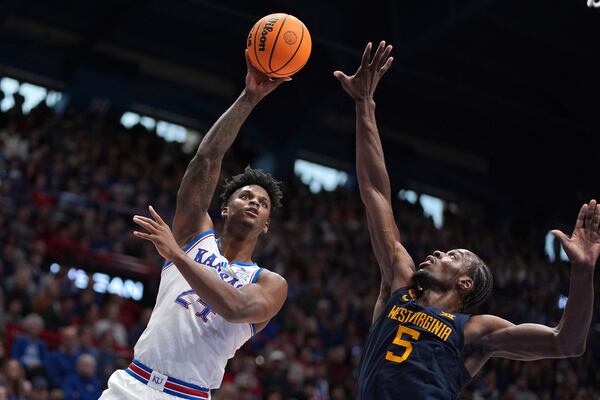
top-left (254, 268), bottom-right (287, 290)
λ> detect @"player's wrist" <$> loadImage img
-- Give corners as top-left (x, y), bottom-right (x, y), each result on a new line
top-left (355, 97), bottom-right (375, 106)
top-left (571, 263), bottom-right (595, 275)
top-left (239, 89), bottom-right (263, 107)
top-left (171, 249), bottom-right (188, 264)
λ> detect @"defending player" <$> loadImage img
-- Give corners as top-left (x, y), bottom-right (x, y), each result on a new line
top-left (100, 51), bottom-right (288, 399)
top-left (334, 41), bottom-right (600, 399)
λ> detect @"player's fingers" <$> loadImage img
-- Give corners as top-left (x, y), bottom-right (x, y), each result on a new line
top-left (575, 203), bottom-right (587, 229)
top-left (271, 77), bottom-right (291, 88)
top-left (244, 49), bottom-right (253, 70)
top-left (135, 215), bottom-right (161, 229)
top-left (133, 216), bottom-right (158, 232)
top-left (148, 205), bottom-right (166, 226)
top-left (133, 231), bottom-right (152, 240)
top-left (333, 71), bottom-right (349, 82)
top-left (585, 200), bottom-right (596, 228)
top-left (361, 42), bottom-right (372, 68)
top-left (379, 57), bottom-right (394, 75)
top-left (378, 45), bottom-right (393, 69)
top-left (551, 229), bottom-right (569, 245)
top-left (592, 203), bottom-right (600, 232)
top-left (370, 40), bottom-right (386, 68)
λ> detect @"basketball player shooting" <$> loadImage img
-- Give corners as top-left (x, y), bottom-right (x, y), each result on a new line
top-left (334, 41), bottom-right (600, 399)
top-left (100, 51), bottom-right (288, 400)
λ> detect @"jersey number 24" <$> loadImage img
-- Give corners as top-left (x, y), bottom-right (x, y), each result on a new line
top-left (175, 290), bottom-right (216, 322)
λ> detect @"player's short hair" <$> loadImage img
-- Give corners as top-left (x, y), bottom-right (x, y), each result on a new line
top-left (461, 253), bottom-right (493, 311)
top-left (220, 166), bottom-right (283, 212)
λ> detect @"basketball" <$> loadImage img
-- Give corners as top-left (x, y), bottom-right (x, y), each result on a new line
top-left (246, 13), bottom-right (311, 78)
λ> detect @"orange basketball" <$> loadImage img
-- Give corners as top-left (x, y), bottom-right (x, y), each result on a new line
top-left (246, 13), bottom-right (311, 78)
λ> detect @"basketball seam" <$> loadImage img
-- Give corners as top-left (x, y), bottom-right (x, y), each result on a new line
top-left (269, 61), bottom-right (304, 78)
top-left (271, 22), bottom-right (306, 74)
top-left (268, 14), bottom-right (289, 73)
top-left (252, 19), bottom-right (269, 75)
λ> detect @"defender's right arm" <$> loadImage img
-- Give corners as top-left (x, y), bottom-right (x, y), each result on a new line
top-left (173, 52), bottom-right (289, 246)
top-left (335, 42), bottom-right (416, 321)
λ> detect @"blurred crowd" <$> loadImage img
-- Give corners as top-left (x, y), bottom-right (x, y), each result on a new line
top-left (0, 95), bottom-right (599, 400)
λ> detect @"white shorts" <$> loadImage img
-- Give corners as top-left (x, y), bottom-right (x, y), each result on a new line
top-left (99, 369), bottom-right (212, 400)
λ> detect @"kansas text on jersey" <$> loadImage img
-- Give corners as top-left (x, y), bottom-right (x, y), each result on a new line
top-left (133, 230), bottom-right (264, 391)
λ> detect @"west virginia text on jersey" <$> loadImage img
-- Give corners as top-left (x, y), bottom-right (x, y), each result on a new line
top-left (358, 287), bottom-right (472, 399)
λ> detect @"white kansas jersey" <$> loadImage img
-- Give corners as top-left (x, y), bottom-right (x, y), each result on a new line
top-left (133, 230), bottom-right (263, 390)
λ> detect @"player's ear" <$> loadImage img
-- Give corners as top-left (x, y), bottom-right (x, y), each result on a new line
top-left (221, 207), bottom-right (229, 219)
top-left (262, 219), bottom-right (270, 235)
top-left (457, 275), bottom-right (474, 295)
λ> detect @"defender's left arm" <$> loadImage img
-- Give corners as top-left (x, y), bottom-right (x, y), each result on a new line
top-left (134, 206), bottom-right (287, 324)
top-left (465, 200), bottom-right (599, 371)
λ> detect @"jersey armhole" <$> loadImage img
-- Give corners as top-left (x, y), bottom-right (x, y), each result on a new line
top-left (250, 267), bottom-right (264, 283)
top-left (389, 286), bottom-right (419, 303)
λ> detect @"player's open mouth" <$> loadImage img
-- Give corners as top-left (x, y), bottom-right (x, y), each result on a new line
top-left (245, 208), bottom-right (259, 217)
top-left (419, 255), bottom-right (435, 269)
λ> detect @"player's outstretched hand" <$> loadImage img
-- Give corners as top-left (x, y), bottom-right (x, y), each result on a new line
top-left (552, 199), bottom-right (600, 268)
top-left (333, 40), bottom-right (394, 103)
top-left (244, 50), bottom-right (291, 104)
top-left (133, 206), bottom-right (183, 261)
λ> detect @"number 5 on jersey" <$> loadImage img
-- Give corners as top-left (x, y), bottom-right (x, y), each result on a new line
top-left (386, 325), bottom-right (421, 363)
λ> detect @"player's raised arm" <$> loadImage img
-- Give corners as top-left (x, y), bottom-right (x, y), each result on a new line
top-left (334, 41), bottom-right (415, 318)
top-left (464, 200), bottom-right (600, 375)
top-left (172, 51), bottom-right (289, 246)
top-left (134, 206), bottom-right (287, 324)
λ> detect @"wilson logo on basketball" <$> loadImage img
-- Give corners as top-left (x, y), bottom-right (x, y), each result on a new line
top-left (283, 31), bottom-right (297, 45)
top-left (258, 16), bottom-right (281, 52)
top-left (247, 13), bottom-right (312, 78)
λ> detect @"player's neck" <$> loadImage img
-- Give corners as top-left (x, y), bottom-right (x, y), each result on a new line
top-left (418, 289), bottom-right (461, 312)
top-left (219, 227), bottom-right (258, 264)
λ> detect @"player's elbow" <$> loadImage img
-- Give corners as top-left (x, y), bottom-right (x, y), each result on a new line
top-left (563, 342), bottom-right (586, 358)
top-left (358, 185), bottom-right (388, 203)
top-left (218, 302), bottom-right (249, 324)
top-left (555, 335), bottom-right (586, 358)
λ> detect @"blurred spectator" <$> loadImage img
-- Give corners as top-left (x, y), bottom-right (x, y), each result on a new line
top-left (10, 314), bottom-right (49, 377)
top-left (40, 295), bottom-right (75, 332)
top-left (94, 303), bottom-right (127, 347)
top-left (513, 375), bottom-right (538, 400)
top-left (47, 326), bottom-right (81, 389)
top-left (473, 370), bottom-right (500, 400)
top-left (62, 354), bottom-right (101, 400)
top-left (127, 307), bottom-right (152, 346)
top-left (95, 331), bottom-right (117, 385)
top-left (48, 389), bottom-right (65, 400)
top-left (1, 359), bottom-right (30, 400)
top-left (5, 265), bottom-right (34, 316)
top-left (29, 376), bottom-right (49, 400)
top-left (215, 382), bottom-right (239, 400)
top-left (32, 279), bottom-right (60, 315)
top-left (77, 326), bottom-right (98, 360)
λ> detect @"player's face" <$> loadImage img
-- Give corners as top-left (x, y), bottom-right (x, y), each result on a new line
top-left (415, 249), bottom-right (473, 289)
top-left (223, 185), bottom-right (271, 234)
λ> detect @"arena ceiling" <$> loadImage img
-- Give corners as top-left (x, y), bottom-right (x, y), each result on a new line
top-left (1, 0), bottom-right (599, 223)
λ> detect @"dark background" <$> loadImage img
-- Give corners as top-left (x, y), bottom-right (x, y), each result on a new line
top-left (1, 0), bottom-right (598, 228)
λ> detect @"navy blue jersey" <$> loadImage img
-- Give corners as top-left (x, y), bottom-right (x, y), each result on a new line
top-left (358, 287), bottom-right (472, 399)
